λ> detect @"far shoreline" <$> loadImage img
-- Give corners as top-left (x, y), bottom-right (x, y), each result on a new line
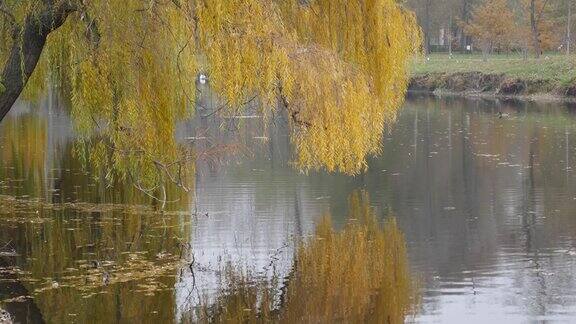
top-left (406, 85), bottom-right (576, 103)
top-left (409, 54), bottom-right (576, 103)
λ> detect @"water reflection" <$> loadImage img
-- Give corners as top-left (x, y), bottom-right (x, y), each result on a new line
top-left (382, 95), bottom-right (576, 322)
top-left (4, 95), bottom-right (576, 322)
top-left (0, 101), bottom-right (193, 323)
top-left (185, 191), bottom-right (417, 323)
top-left (0, 196), bottom-right (190, 323)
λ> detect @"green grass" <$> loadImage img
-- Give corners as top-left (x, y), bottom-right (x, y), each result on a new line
top-left (411, 53), bottom-right (576, 86)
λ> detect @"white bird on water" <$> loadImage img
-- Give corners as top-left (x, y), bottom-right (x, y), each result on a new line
top-left (199, 74), bottom-right (208, 85)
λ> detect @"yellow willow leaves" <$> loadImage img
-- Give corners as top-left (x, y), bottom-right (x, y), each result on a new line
top-left (196, 0), bottom-right (420, 174)
top-left (5, 0), bottom-right (420, 182)
top-left (39, 0), bottom-right (197, 186)
top-left (279, 0), bottom-right (420, 102)
top-left (286, 47), bottom-right (385, 173)
top-left (196, 0), bottom-right (290, 111)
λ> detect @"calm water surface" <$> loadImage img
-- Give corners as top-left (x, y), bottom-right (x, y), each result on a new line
top-left (2, 94), bottom-right (576, 323)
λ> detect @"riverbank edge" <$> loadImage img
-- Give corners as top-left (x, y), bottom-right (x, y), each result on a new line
top-left (408, 72), bottom-right (576, 102)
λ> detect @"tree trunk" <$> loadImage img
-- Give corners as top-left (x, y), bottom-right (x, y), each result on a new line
top-left (424, 0), bottom-right (432, 54)
top-left (0, 3), bottom-right (76, 122)
top-left (448, 13), bottom-right (453, 56)
top-left (482, 42), bottom-right (489, 62)
top-left (460, 0), bottom-right (470, 51)
top-left (530, 0), bottom-right (541, 58)
top-left (568, 0), bottom-right (572, 55)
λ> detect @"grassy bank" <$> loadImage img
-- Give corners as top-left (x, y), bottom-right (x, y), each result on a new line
top-left (411, 54), bottom-right (576, 87)
top-left (409, 54), bottom-right (576, 98)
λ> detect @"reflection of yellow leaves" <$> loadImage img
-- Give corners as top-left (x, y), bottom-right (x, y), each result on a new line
top-left (0, 194), bottom-right (189, 324)
top-left (195, 191), bottom-right (419, 324)
top-left (0, 114), bottom-right (47, 195)
top-left (285, 191), bottom-right (418, 323)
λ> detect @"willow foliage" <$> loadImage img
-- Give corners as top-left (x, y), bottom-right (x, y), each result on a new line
top-left (1, 0), bottom-right (420, 183)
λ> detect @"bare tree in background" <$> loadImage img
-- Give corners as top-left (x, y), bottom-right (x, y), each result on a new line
top-left (567, 0), bottom-right (572, 55)
top-left (530, 0), bottom-right (542, 58)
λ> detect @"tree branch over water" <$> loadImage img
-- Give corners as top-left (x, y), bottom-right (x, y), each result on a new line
top-left (0, 1), bottom-right (77, 121)
top-left (0, 0), bottom-right (420, 182)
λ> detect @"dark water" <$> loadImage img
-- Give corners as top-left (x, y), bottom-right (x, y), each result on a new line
top-left (2, 94), bottom-right (576, 323)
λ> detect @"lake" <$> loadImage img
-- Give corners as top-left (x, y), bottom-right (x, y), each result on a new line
top-left (1, 93), bottom-right (576, 323)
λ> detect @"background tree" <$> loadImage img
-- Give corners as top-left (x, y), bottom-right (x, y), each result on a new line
top-left (565, 0), bottom-right (572, 55)
top-left (461, 0), bottom-right (516, 60)
top-left (406, 0), bottom-right (479, 53)
top-left (406, 0), bottom-right (566, 56)
top-left (529, 0), bottom-right (543, 57)
top-left (518, 0), bottom-right (558, 57)
top-left (545, 0), bottom-right (574, 55)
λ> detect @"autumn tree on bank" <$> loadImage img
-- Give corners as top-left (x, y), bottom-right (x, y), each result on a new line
top-left (460, 0), bottom-right (516, 60)
top-left (407, 0), bottom-right (569, 58)
top-left (0, 0), bottom-right (421, 188)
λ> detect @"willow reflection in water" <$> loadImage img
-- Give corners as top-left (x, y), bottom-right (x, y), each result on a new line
top-left (0, 107), bottom-right (418, 323)
top-left (186, 191), bottom-right (418, 323)
top-left (13, 92), bottom-right (576, 322)
top-left (0, 105), bottom-right (194, 323)
top-left (0, 197), bottom-right (192, 323)
top-left (0, 192), bottom-right (417, 323)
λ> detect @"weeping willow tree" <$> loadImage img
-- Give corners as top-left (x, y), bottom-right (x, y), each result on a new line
top-left (0, 0), bottom-right (420, 189)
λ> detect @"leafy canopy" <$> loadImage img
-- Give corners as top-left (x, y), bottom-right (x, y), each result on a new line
top-left (460, 0), bottom-right (560, 54)
top-left (461, 0), bottom-right (517, 51)
top-left (1, 0), bottom-right (420, 186)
